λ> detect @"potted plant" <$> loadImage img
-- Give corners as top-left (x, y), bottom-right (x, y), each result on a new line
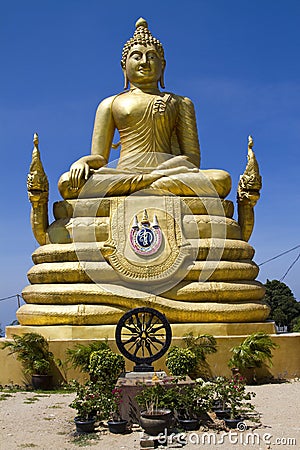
top-left (223, 374), bottom-right (256, 429)
top-left (70, 381), bottom-right (98, 433)
top-left (212, 376), bottom-right (231, 419)
top-left (175, 381), bottom-right (213, 431)
top-left (228, 332), bottom-right (278, 383)
top-left (107, 387), bottom-right (128, 434)
top-left (1, 332), bottom-right (54, 389)
top-left (166, 333), bottom-right (217, 379)
top-left (69, 380), bottom-right (112, 433)
top-left (135, 383), bottom-right (174, 435)
top-left (69, 347), bottom-right (126, 433)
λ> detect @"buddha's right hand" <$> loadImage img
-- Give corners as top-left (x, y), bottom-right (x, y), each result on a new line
top-left (70, 161), bottom-right (90, 190)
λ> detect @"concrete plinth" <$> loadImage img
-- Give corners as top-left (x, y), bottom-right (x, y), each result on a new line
top-left (5, 321), bottom-right (276, 340)
top-left (1, 323), bottom-right (299, 386)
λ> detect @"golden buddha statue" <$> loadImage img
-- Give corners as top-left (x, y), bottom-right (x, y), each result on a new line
top-left (17, 18), bottom-right (270, 330)
top-left (58, 17), bottom-right (231, 200)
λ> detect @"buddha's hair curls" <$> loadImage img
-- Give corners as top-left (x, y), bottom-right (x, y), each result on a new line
top-left (121, 18), bottom-right (165, 69)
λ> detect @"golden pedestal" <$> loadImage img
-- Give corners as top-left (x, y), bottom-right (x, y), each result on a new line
top-left (17, 196), bottom-right (270, 326)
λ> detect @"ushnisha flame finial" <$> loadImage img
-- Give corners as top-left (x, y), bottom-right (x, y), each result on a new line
top-left (132, 215), bottom-right (139, 228)
top-left (152, 214), bottom-right (159, 227)
top-left (135, 17), bottom-right (148, 29)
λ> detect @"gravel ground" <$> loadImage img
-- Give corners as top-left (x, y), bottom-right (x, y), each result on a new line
top-left (0, 381), bottom-right (299, 450)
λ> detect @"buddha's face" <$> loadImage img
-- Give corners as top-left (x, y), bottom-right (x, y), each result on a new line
top-left (125, 44), bottom-right (165, 85)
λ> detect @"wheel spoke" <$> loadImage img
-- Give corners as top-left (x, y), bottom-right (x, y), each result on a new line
top-left (145, 313), bottom-right (154, 330)
top-left (127, 338), bottom-right (140, 352)
top-left (124, 322), bottom-right (139, 334)
top-left (148, 324), bottom-right (165, 333)
top-left (147, 318), bottom-right (162, 334)
top-left (150, 336), bottom-right (165, 346)
top-left (142, 313), bottom-right (146, 332)
top-left (134, 312), bottom-right (142, 331)
top-left (123, 336), bottom-right (138, 345)
top-left (147, 338), bottom-right (159, 352)
top-left (148, 332), bottom-right (166, 337)
top-left (133, 339), bottom-right (142, 356)
top-left (145, 340), bottom-right (153, 356)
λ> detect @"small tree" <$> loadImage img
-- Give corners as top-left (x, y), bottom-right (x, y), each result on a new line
top-left (264, 279), bottom-right (300, 330)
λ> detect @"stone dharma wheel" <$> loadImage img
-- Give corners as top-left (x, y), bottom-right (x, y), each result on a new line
top-left (115, 307), bottom-right (172, 371)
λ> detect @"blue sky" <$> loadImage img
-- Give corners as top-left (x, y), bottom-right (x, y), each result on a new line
top-left (1, 0), bottom-right (299, 327)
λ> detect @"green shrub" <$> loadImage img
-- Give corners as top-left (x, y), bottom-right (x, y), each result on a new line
top-left (166, 347), bottom-right (197, 377)
top-left (88, 348), bottom-right (125, 388)
top-left (66, 340), bottom-right (109, 373)
top-left (166, 333), bottom-right (217, 379)
top-left (228, 332), bottom-right (278, 370)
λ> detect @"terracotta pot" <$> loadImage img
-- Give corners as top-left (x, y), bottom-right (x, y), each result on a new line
top-left (140, 409), bottom-right (173, 436)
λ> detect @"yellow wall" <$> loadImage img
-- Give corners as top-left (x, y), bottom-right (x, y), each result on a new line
top-left (1, 333), bottom-right (299, 386)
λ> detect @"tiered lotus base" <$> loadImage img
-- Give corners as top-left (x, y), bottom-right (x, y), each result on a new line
top-left (17, 196), bottom-right (269, 326)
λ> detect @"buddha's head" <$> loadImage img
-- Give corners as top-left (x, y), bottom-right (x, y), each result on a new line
top-left (121, 18), bottom-right (166, 89)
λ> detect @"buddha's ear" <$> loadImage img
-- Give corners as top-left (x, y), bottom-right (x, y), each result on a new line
top-left (122, 65), bottom-right (129, 90)
top-left (159, 59), bottom-right (166, 89)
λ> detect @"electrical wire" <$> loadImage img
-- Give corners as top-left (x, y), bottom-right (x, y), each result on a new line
top-left (258, 245), bottom-right (300, 266)
top-left (0, 294), bottom-right (22, 303)
top-left (280, 251), bottom-right (300, 282)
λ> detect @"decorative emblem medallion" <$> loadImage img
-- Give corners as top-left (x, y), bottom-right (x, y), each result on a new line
top-left (106, 196), bottom-right (192, 285)
top-left (129, 210), bottom-right (162, 256)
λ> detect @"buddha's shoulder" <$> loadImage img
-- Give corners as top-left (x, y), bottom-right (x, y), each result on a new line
top-left (96, 94), bottom-right (119, 112)
top-left (167, 93), bottom-right (195, 106)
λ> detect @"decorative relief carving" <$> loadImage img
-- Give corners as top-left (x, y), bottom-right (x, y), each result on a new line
top-left (106, 196), bottom-right (190, 281)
